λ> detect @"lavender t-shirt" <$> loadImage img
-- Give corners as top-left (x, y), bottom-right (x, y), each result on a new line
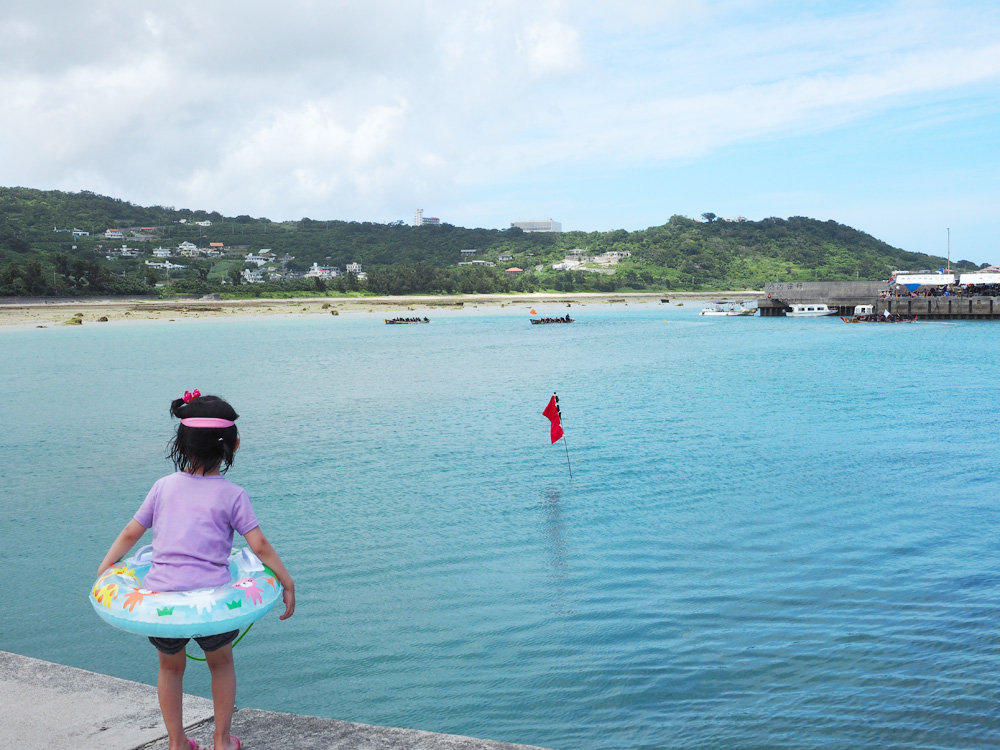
top-left (134, 472), bottom-right (260, 591)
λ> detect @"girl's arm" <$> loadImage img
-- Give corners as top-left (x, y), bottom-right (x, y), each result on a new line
top-left (244, 526), bottom-right (295, 620)
top-left (97, 519), bottom-right (147, 576)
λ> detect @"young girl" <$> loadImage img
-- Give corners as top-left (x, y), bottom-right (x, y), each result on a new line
top-left (98, 392), bottom-right (295, 750)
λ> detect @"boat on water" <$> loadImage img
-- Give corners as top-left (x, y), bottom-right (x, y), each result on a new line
top-left (785, 303), bottom-right (839, 317)
top-left (700, 301), bottom-right (757, 316)
top-left (841, 313), bottom-right (918, 324)
top-left (384, 317), bottom-right (429, 325)
top-left (530, 316), bottom-right (574, 325)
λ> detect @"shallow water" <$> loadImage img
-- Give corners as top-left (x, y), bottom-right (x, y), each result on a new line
top-left (3, 304), bottom-right (1000, 749)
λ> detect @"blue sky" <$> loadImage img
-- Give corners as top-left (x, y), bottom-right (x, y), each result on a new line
top-left (1, 1), bottom-right (999, 262)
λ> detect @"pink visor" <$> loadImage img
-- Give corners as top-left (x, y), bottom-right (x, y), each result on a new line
top-left (180, 417), bottom-right (236, 428)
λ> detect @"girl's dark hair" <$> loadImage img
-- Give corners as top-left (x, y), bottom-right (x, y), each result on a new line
top-left (168, 394), bottom-right (240, 474)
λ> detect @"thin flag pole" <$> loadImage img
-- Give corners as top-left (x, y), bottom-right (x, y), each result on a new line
top-left (556, 392), bottom-right (572, 478)
top-left (561, 432), bottom-right (572, 479)
top-left (546, 391), bottom-right (572, 479)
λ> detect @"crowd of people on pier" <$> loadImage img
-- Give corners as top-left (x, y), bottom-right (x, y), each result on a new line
top-left (881, 284), bottom-right (1000, 299)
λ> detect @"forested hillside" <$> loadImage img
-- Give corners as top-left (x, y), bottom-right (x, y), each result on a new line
top-left (0, 187), bottom-right (978, 297)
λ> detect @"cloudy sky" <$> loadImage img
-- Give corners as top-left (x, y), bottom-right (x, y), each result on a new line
top-left (2, 1), bottom-right (999, 261)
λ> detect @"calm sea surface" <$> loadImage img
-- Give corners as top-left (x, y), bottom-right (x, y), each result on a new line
top-left (3, 303), bottom-right (1000, 749)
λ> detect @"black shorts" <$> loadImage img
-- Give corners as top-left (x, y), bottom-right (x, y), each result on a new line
top-left (148, 629), bottom-right (239, 655)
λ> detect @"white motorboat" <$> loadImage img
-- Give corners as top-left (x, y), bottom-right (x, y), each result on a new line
top-left (700, 301), bottom-right (757, 316)
top-left (785, 303), bottom-right (839, 317)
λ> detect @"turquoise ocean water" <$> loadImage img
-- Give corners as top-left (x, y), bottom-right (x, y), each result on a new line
top-left (3, 303), bottom-right (1000, 749)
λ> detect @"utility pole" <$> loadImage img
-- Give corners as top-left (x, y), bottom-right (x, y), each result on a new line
top-left (947, 227), bottom-right (951, 272)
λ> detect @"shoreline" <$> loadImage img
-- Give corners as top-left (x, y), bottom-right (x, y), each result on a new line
top-left (0, 291), bottom-right (761, 328)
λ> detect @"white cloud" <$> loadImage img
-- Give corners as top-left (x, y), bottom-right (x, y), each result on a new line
top-left (0, 0), bottom-right (998, 231)
top-left (518, 20), bottom-right (583, 76)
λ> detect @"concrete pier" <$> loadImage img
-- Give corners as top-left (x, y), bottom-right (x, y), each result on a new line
top-left (880, 295), bottom-right (1000, 320)
top-left (758, 280), bottom-right (1000, 319)
top-left (758, 281), bottom-right (887, 317)
top-left (0, 651), bottom-right (552, 750)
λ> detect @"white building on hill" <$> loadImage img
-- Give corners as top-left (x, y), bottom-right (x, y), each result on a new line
top-left (414, 208), bottom-right (440, 226)
top-left (511, 219), bottom-right (561, 233)
top-left (305, 263), bottom-right (339, 278)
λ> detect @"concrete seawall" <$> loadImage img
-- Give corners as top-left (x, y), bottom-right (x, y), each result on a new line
top-left (0, 651), bottom-right (553, 750)
top-left (758, 280), bottom-right (1000, 319)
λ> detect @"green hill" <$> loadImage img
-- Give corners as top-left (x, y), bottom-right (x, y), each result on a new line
top-left (0, 187), bottom-right (978, 297)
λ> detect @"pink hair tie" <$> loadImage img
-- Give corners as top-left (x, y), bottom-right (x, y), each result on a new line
top-left (180, 417), bottom-right (235, 428)
top-left (183, 389), bottom-right (201, 403)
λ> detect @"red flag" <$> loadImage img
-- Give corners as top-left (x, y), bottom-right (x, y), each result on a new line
top-left (543, 394), bottom-right (564, 444)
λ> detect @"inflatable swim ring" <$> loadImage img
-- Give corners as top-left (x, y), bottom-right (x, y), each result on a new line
top-left (90, 545), bottom-right (283, 638)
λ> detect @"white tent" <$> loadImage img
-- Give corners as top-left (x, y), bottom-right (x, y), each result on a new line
top-left (958, 272), bottom-right (1000, 285)
top-left (894, 273), bottom-right (955, 290)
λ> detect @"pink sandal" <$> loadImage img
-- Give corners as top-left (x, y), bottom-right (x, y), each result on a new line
top-left (213, 736), bottom-right (241, 750)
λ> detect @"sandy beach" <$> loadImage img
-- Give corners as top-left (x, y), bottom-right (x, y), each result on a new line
top-left (0, 291), bottom-right (761, 329)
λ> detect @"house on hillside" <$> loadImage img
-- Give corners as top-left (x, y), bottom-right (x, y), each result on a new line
top-left (305, 263), bottom-right (339, 278)
top-left (105, 229), bottom-right (124, 239)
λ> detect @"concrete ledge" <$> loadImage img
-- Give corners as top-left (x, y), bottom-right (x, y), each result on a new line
top-left (1, 651), bottom-right (553, 750)
top-left (0, 650), bottom-right (214, 749)
top-left (146, 709), bottom-right (551, 750)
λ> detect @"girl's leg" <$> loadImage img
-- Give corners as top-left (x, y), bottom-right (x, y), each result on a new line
top-left (157, 648), bottom-right (193, 750)
top-left (205, 644), bottom-right (238, 750)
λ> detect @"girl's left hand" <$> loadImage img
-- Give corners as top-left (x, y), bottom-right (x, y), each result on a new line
top-left (279, 586), bottom-right (295, 620)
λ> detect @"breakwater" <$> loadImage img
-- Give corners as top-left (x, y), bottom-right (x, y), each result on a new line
top-left (758, 280), bottom-right (1000, 319)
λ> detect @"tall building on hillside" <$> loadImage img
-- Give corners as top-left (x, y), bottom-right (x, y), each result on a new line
top-left (511, 219), bottom-right (561, 233)
top-left (414, 208), bottom-right (440, 226)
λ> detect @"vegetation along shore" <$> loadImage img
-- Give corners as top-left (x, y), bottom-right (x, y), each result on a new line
top-left (0, 187), bottom-right (983, 300)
